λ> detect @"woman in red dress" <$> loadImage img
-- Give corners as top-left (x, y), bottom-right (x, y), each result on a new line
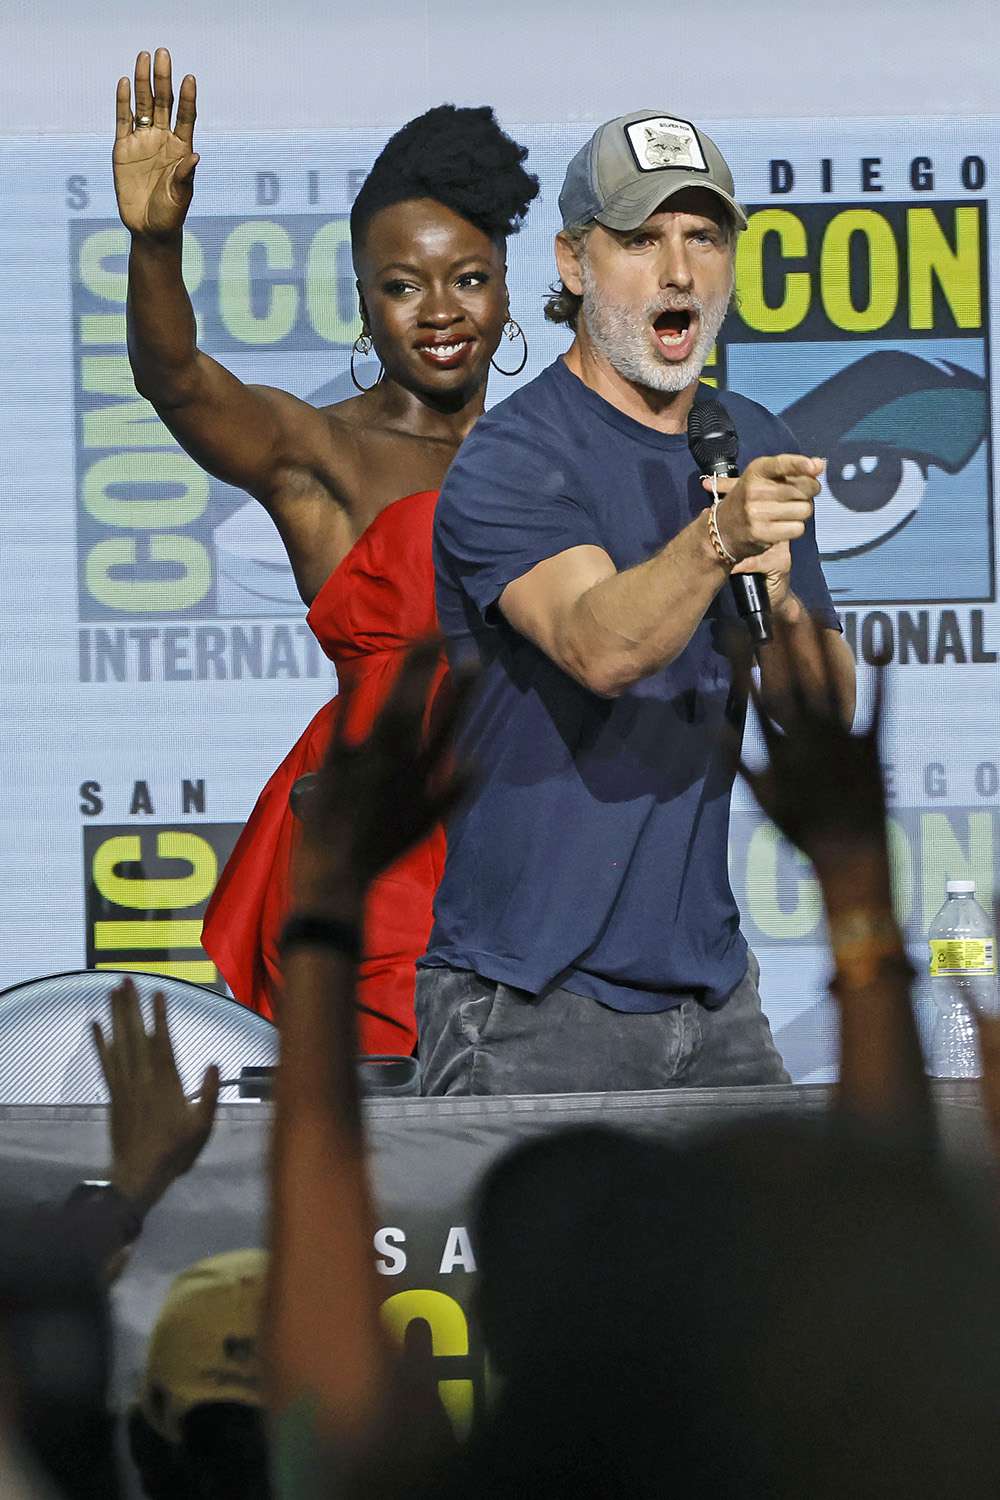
top-left (113, 48), bottom-right (537, 1049)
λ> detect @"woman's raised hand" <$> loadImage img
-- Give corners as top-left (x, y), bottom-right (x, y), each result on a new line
top-left (113, 48), bottom-right (199, 239)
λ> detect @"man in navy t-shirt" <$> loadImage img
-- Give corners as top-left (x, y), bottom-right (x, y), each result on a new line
top-left (418, 109), bottom-right (855, 1095)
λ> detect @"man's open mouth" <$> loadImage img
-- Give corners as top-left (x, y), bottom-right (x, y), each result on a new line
top-left (652, 308), bottom-right (694, 346)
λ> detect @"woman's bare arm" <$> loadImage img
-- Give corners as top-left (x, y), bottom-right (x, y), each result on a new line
top-left (115, 49), bottom-right (351, 595)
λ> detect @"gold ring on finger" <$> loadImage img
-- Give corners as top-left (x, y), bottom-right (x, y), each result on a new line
top-left (135, 115), bottom-right (153, 127)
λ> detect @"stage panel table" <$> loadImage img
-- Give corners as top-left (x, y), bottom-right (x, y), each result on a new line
top-left (0, 1083), bottom-right (989, 1460)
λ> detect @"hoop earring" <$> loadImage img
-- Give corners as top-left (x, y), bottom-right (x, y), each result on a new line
top-left (350, 332), bottom-right (384, 392)
top-left (490, 318), bottom-right (528, 377)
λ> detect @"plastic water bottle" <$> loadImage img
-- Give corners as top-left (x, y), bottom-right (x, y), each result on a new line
top-left (927, 878), bottom-right (999, 1077)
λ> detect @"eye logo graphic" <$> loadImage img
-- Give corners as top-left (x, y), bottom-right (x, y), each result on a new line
top-left (782, 351), bottom-right (987, 561)
top-left (776, 350), bottom-right (991, 605)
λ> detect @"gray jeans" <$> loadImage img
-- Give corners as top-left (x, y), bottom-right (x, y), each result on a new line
top-left (415, 952), bottom-right (789, 1096)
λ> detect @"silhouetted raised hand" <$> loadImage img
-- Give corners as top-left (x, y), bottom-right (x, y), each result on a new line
top-left (733, 615), bottom-right (887, 877)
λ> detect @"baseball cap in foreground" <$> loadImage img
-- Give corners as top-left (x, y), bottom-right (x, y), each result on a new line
top-left (137, 1249), bottom-right (266, 1444)
top-left (559, 110), bottom-right (747, 233)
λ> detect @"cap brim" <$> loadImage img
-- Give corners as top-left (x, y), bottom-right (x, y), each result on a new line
top-left (595, 176), bottom-right (747, 232)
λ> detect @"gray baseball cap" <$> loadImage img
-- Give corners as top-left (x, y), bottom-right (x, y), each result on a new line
top-left (559, 110), bottom-right (747, 233)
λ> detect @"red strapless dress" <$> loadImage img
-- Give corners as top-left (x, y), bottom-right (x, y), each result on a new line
top-left (201, 490), bottom-right (446, 1053)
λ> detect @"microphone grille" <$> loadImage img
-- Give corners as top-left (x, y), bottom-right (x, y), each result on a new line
top-left (688, 398), bottom-right (739, 471)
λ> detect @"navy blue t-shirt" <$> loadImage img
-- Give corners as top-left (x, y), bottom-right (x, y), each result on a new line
top-left (422, 357), bottom-right (839, 1012)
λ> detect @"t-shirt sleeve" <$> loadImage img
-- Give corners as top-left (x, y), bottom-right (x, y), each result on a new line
top-left (774, 415), bottom-right (842, 632)
top-left (434, 418), bottom-right (604, 619)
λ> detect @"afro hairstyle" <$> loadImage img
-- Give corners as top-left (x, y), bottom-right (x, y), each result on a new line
top-left (350, 104), bottom-right (539, 260)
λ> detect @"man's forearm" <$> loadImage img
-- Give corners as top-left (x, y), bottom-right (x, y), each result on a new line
top-left (127, 233), bottom-right (201, 403)
top-left (758, 594), bottom-right (856, 728)
top-left (564, 510), bottom-right (729, 696)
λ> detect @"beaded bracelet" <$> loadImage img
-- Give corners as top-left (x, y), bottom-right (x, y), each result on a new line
top-left (704, 479), bottom-right (737, 568)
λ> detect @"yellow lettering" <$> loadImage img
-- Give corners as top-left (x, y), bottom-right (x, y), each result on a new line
top-left (219, 221), bottom-right (298, 344)
top-left (181, 228), bottom-right (205, 297)
top-left (78, 227), bottom-right (203, 308)
top-left (92, 832), bottom-right (218, 910)
top-left (920, 812), bottom-right (995, 928)
top-left (305, 220), bottom-right (361, 344)
top-left (81, 315), bottom-right (128, 346)
top-left (79, 230), bottom-right (202, 344)
top-left (79, 228), bottom-right (129, 305)
top-left (380, 1290), bottom-right (474, 1439)
top-left (886, 816), bottom-right (914, 926)
top-left (820, 209), bottom-right (898, 332)
top-left (83, 452), bottom-right (209, 529)
top-left (908, 206), bottom-right (982, 330)
top-left (745, 823), bottom-right (822, 939)
top-left (735, 210), bottom-right (811, 333)
top-left (96, 960), bottom-right (217, 981)
top-left (81, 357), bottom-right (175, 449)
top-left (85, 535), bottom-right (210, 611)
top-left (93, 919), bottom-right (204, 949)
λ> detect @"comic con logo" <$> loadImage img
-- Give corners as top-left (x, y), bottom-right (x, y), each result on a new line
top-left (724, 200), bottom-right (993, 607)
top-left (70, 215), bottom-right (362, 642)
top-left (82, 810), bottom-right (240, 991)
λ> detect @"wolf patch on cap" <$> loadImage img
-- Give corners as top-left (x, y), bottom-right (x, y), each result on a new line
top-left (559, 109), bottom-right (747, 233)
top-left (625, 116), bottom-right (708, 174)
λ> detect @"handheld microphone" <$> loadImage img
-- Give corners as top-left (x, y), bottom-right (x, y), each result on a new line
top-left (687, 399), bottom-right (772, 647)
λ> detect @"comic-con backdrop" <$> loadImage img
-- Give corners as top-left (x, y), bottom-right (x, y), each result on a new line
top-left (3, 118), bottom-right (997, 1080)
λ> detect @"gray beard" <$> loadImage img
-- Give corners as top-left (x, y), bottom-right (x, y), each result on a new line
top-left (579, 262), bottom-right (732, 393)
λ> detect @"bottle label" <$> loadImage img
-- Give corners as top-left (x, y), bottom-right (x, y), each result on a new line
top-left (928, 938), bottom-right (997, 976)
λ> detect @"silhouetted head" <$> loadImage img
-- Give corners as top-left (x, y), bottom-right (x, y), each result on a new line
top-left (0, 1215), bottom-right (117, 1500)
top-left (461, 1118), bottom-right (1000, 1500)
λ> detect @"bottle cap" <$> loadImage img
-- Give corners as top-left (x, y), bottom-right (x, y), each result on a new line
top-left (946, 878), bottom-right (976, 895)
